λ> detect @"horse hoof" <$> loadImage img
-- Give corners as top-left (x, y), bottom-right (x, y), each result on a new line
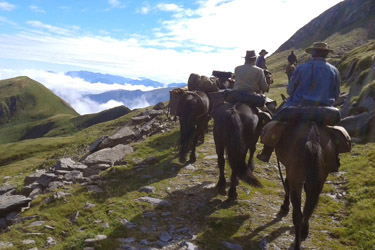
top-left (228, 192), bottom-right (238, 201)
top-left (301, 224), bottom-right (309, 241)
top-left (278, 205), bottom-right (289, 217)
top-left (179, 157), bottom-right (186, 164)
top-left (217, 186), bottom-right (226, 196)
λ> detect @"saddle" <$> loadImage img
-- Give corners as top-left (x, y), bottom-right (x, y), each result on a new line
top-left (274, 105), bottom-right (341, 126)
top-left (260, 106), bottom-right (352, 153)
top-left (224, 90), bottom-right (266, 107)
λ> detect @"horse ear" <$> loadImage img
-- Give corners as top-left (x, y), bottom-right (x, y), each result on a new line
top-left (281, 93), bottom-right (287, 101)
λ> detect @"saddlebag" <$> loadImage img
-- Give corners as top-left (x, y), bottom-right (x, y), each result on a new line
top-left (188, 73), bottom-right (219, 93)
top-left (260, 121), bottom-right (288, 147)
top-left (326, 125), bottom-right (352, 153)
top-left (275, 106), bottom-right (341, 126)
top-left (208, 90), bottom-right (226, 115)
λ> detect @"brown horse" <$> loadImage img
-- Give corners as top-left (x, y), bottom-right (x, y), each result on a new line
top-left (212, 102), bottom-right (263, 200)
top-left (177, 90), bottom-right (210, 163)
top-left (275, 122), bottom-right (339, 250)
top-left (286, 63), bottom-right (296, 81)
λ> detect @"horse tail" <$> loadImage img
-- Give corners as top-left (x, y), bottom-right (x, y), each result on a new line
top-left (177, 94), bottom-right (197, 162)
top-left (225, 106), bottom-right (262, 188)
top-left (304, 123), bottom-right (324, 210)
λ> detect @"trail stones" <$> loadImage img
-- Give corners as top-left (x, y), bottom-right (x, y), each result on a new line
top-left (45, 237), bottom-right (56, 247)
top-left (0, 195), bottom-right (31, 217)
top-left (24, 170), bottom-right (46, 186)
top-left (96, 127), bottom-right (135, 150)
top-left (84, 235), bottom-right (107, 244)
top-left (137, 197), bottom-right (171, 207)
top-left (0, 242), bottom-right (13, 249)
top-left (159, 232), bottom-right (172, 242)
top-left (0, 185), bottom-right (17, 195)
top-left (221, 241), bottom-right (243, 250)
top-left (131, 115), bottom-right (150, 124)
top-left (28, 220), bottom-right (45, 228)
top-left (138, 186), bottom-right (155, 194)
top-left (82, 144), bottom-right (133, 166)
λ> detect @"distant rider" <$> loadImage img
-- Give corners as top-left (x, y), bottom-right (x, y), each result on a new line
top-left (256, 49), bottom-right (268, 70)
top-left (233, 50), bottom-right (269, 94)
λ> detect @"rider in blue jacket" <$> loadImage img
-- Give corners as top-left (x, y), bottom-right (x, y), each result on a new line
top-left (257, 42), bottom-right (341, 163)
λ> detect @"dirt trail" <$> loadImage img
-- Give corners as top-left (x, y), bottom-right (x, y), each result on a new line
top-left (151, 130), bottom-right (349, 250)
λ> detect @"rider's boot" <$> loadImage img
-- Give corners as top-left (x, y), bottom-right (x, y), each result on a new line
top-left (257, 145), bottom-right (274, 163)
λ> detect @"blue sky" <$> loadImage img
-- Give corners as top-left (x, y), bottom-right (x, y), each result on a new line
top-left (0, 0), bottom-right (343, 114)
top-left (0, 0), bottom-right (343, 82)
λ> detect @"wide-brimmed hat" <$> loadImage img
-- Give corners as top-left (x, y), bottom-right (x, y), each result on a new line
top-left (242, 50), bottom-right (257, 59)
top-left (259, 49), bottom-right (268, 55)
top-left (305, 42), bottom-right (333, 54)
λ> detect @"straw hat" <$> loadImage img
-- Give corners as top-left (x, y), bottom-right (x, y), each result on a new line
top-left (305, 42), bottom-right (333, 54)
top-left (242, 50), bottom-right (257, 59)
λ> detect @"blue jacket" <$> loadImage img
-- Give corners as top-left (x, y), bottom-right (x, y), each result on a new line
top-left (286, 58), bottom-right (340, 106)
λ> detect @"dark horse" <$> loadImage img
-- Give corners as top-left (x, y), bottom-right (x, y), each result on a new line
top-left (177, 90), bottom-right (210, 163)
top-left (212, 102), bottom-right (263, 200)
top-left (275, 122), bottom-right (339, 250)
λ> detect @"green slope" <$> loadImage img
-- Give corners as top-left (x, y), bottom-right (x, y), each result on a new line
top-left (0, 76), bottom-right (78, 123)
top-left (0, 76), bottom-right (80, 144)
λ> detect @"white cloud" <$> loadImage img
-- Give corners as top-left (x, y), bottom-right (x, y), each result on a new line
top-left (0, 1), bottom-right (15, 11)
top-left (0, 69), bottom-right (157, 114)
top-left (30, 5), bottom-right (46, 14)
top-left (0, 16), bottom-right (16, 25)
top-left (0, 0), bottom-right (344, 84)
top-left (108, 0), bottom-right (124, 9)
top-left (138, 5), bottom-right (150, 14)
top-left (156, 3), bottom-right (183, 12)
top-left (26, 20), bottom-right (75, 36)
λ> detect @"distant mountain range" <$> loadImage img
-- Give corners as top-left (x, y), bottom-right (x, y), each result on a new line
top-left (65, 70), bottom-right (186, 88)
top-left (65, 70), bottom-right (187, 109)
top-left (86, 87), bottom-right (176, 109)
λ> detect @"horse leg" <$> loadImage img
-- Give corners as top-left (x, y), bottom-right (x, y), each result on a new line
top-left (228, 172), bottom-right (239, 201)
top-left (215, 138), bottom-right (226, 195)
top-left (301, 178), bottom-right (323, 240)
top-left (247, 142), bottom-right (257, 172)
top-left (290, 182), bottom-right (303, 250)
top-left (189, 133), bottom-right (198, 163)
top-left (279, 178), bottom-right (290, 216)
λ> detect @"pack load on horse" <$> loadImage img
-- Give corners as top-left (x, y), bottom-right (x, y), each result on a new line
top-left (209, 50), bottom-right (276, 200)
top-left (171, 72), bottom-right (226, 163)
top-left (258, 42), bottom-right (352, 250)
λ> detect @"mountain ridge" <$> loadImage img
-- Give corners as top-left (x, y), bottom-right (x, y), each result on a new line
top-left (275, 0), bottom-right (375, 55)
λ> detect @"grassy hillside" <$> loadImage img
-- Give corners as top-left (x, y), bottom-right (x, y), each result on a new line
top-left (0, 77), bottom-right (133, 144)
top-left (0, 77), bottom-right (80, 144)
top-left (0, 76), bottom-right (78, 123)
top-left (0, 112), bottom-right (374, 249)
